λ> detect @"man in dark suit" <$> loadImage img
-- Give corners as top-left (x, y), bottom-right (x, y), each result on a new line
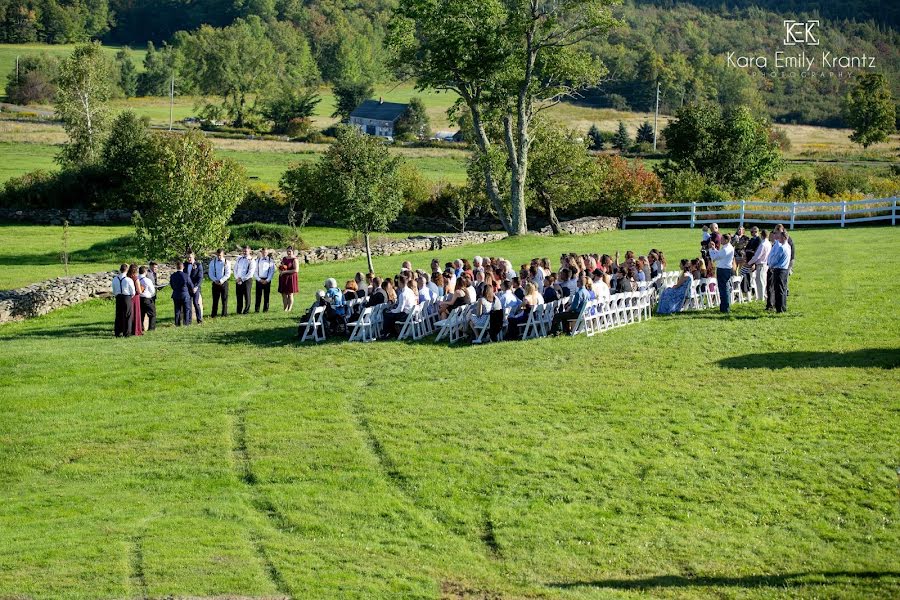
top-left (169, 260), bottom-right (192, 326)
top-left (184, 251), bottom-right (204, 324)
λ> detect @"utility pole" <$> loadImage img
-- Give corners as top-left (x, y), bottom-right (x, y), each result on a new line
top-left (653, 80), bottom-right (660, 152)
top-left (169, 73), bottom-right (175, 131)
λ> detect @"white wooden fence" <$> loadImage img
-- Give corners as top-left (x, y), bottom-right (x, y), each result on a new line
top-left (622, 198), bottom-right (899, 229)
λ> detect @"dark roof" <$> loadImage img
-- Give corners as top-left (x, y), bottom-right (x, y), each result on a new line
top-left (349, 100), bottom-right (408, 122)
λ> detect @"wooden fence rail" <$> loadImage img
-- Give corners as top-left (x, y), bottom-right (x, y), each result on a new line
top-left (622, 197), bottom-right (899, 229)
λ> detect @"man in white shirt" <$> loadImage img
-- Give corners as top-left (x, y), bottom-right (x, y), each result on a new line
top-left (111, 263), bottom-right (136, 337)
top-left (208, 248), bottom-right (232, 317)
top-left (255, 248), bottom-right (275, 313)
top-left (499, 280), bottom-right (520, 312)
top-left (233, 245), bottom-right (256, 315)
top-left (746, 229), bottom-right (771, 301)
top-left (381, 274), bottom-right (417, 338)
top-left (137, 265), bottom-right (157, 331)
top-left (708, 233), bottom-right (735, 313)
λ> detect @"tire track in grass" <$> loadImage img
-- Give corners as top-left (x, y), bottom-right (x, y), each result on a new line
top-left (347, 396), bottom-right (504, 561)
top-left (128, 532), bottom-right (148, 600)
top-left (230, 403), bottom-right (293, 599)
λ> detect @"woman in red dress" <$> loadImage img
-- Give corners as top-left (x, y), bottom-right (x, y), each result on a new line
top-left (127, 263), bottom-right (144, 336)
top-left (278, 247), bottom-right (299, 311)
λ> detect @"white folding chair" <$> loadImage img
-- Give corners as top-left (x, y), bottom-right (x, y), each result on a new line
top-left (348, 306), bottom-right (375, 342)
top-left (519, 304), bottom-right (545, 340)
top-left (299, 305), bottom-right (326, 342)
top-left (396, 304), bottom-right (421, 340)
top-left (435, 305), bottom-right (465, 343)
top-left (731, 275), bottom-right (747, 304)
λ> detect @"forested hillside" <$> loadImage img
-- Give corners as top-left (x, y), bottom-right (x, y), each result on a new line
top-left (0, 0), bottom-right (896, 126)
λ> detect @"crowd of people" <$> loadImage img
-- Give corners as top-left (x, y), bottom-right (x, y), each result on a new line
top-left (301, 247), bottom-right (671, 342)
top-left (657, 223), bottom-right (795, 315)
top-left (111, 246), bottom-right (302, 337)
top-left (111, 224), bottom-right (795, 339)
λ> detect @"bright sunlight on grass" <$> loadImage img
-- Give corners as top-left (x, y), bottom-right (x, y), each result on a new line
top-left (0, 226), bottom-right (897, 599)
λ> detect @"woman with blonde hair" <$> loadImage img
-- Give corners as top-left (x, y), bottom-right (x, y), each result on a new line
top-left (506, 283), bottom-right (543, 340)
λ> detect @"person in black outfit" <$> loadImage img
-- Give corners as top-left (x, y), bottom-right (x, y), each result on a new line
top-left (169, 261), bottom-right (192, 326)
top-left (184, 252), bottom-right (204, 323)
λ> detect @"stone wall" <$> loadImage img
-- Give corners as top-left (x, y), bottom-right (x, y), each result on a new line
top-left (0, 208), bottom-right (133, 225)
top-left (0, 217), bottom-right (618, 324)
top-left (1, 207), bottom-right (616, 234)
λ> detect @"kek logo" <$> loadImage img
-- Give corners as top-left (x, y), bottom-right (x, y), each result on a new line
top-left (783, 20), bottom-right (819, 45)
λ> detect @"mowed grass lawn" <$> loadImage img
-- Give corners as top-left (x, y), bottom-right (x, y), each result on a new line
top-left (0, 224), bottom-right (445, 290)
top-left (0, 227), bottom-right (898, 599)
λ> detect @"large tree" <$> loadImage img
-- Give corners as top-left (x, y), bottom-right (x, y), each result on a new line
top-left (133, 131), bottom-right (247, 258)
top-left (54, 42), bottom-right (114, 167)
top-left (661, 103), bottom-right (782, 196)
top-left (527, 120), bottom-right (601, 234)
top-left (843, 72), bottom-right (896, 148)
top-left (318, 126), bottom-right (405, 273)
top-left (388, 0), bottom-right (619, 235)
top-left (180, 16), bottom-right (318, 127)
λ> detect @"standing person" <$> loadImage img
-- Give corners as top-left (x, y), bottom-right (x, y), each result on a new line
top-left (112, 263), bottom-right (135, 337)
top-left (169, 260), bottom-right (192, 326)
top-left (128, 264), bottom-right (144, 336)
top-left (708, 233), bottom-right (735, 313)
top-left (255, 248), bottom-right (274, 313)
top-left (746, 229), bottom-right (771, 301)
top-left (184, 252), bottom-right (204, 324)
top-left (767, 230), bottom-right (792, 313)
top-left (209, 249), bottom-right (232, 317)
top-left (278, 247), bottom-right (299, 312)
top-left (234, 245), bottom-right (256, 315)
top-left (138, 266), bottom-right (156, 331)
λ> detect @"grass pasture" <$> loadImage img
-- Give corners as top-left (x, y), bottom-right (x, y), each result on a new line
top-left (0, 226), bottom-right (898, 599)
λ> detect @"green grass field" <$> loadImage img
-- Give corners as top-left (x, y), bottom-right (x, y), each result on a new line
top-left (0, 224), bottom-right (454, 290)
top-left (0, 226), bottom-right (898, 599)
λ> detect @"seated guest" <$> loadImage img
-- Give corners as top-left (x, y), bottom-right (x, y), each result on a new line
top-left (499, 280), bottom-right (520, 312)
top-left (469, 285), bottom-right (501, 339)
top-left (428, 272), bottom-right (444, 300)
top-left (473, 270), bottom-right (487, 298)
top-left (637, 256), bottom-right (651, 281)
top-left (506, 283), bottom-right (544, 340)
top-left (323, 278), bottom-right (347, 334)
top-left (592, 269), bottom-right (611, 298)
top-left (512, 277), bottom-right (526, 301)
top-left (366, 277), bottom-right (387, 306)
top-left (381, 274), bottom-right (417, 338)
top-left (551, 275), bottom-right (590, 335)
top-left (417, 275), bottom-right (435, 305)
top-left (657, 260), bottom-right (694, 314)
top-left (344, 280), bottom-right (360, 299)
top-left (463, 275), bottom-right (477, 303)
top-left (542, 277), bottom-right (559, 303)
top-left (439, 277), bottom-right (471, 318)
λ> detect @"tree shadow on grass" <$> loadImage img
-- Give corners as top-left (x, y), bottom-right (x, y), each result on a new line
top-left (718, 349), bottom-right (899, 370)
top-left (548, 571), bottom-right (900, 592)
top-left (0, 235), bottom-right (142, 266)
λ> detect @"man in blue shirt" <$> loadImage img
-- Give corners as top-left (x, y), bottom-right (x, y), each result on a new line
top-left (551, 275), bottom-right (590, 335)
top-left (767, 230), bottom-right (792, 313)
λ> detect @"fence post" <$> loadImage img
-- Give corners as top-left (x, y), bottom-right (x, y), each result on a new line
top-left (739, 199), bottom-right (745, 228)
top-left (689, 202), bottom-right (696, 229)
top-left (840, 200), bottom-right (846, 228)
top-left (893, 198), bottom-right (897, 226)
top-left (622, 215), bottom-right (627, 230)
top-left (789, 201), bottom-right (796, 230)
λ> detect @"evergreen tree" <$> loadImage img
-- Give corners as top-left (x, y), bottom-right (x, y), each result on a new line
top-left (116, 47), bottom-right (138, 98)
top-left (587, 124), bottom-right (605, 150)
top-left (612, 121), bottom-right (631, 152)
top-left (331, 80), bottom-right (374, 120)
top-left (636, 121), bottom-right (654, 144)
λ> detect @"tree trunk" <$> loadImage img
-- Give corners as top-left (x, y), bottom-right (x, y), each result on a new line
top-left (467, 101), bottom-right (513, 234)
top-left (364, 232), bottom-right (374, 274)
top-left (543, 196), bottom-right (561, 235)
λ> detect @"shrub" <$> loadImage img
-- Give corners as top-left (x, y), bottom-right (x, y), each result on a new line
top-left (769, 128), bottom-right (792, 152)
top-left (661, 167), bottom-right (707, 203)
top-left (814, 166), bottom-right (867, 197)
top-left (239, 185), bottom-right (288, 212)
top-left (228, 223), bottom-right (306, 250)
top-left (587, 156), bottom-right (664, 218)
top-left (781, 173), bottom-right (815, 200)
